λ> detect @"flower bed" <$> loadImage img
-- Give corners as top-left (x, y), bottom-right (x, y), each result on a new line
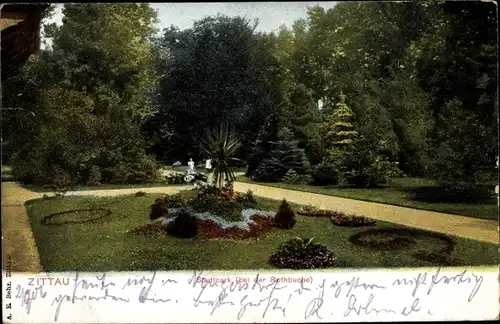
top-left (141, 182), bottom-right (288, 240)
top-left (269, 237), bottom-right (336, 269)
top-left (297, 206), bottom-right (331, 217)
top-left (190, 215), bottom-right (275, 240)
top-left (349, 227), bottom-right (460, 264)
top-left (133, 209), bottom-right (277, 240)
top-left (297, 206), bottom-right (376, 227)
top-left (330, 213), bottom-right (376, 227)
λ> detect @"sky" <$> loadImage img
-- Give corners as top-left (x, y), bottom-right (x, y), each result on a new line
top-left (45, 2), bottom-right (337, 33)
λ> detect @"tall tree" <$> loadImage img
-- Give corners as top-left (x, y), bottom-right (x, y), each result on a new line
top-left (419, 1), bottom-right (497, 187)
top-left (6, 4), bottom-right (160, 185)
top-left (153, 16), bottom-right (285, 162)
top-left (286, 83), bottom-right (323, 164)
top-left (251, 127), bottom-right (310, 182)
top-left (323, 92), bottom-right (358, 169)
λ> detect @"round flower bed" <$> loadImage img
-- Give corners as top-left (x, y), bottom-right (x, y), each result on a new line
top-left (42, 208), bottom-right (112, 226)
top-left (330, 212), bottom-right (376, 227)
top-left (269, 237), bottom-right (336, 269)
top-left (133, 208), bottom-right (278, 240)
top-left (349, 228), bottom-right (458, 264)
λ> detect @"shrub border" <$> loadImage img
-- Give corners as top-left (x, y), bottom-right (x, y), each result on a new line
top-left (330, 214), bottom-right (377, 227)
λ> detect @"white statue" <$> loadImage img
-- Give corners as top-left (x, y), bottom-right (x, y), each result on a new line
top-left (205, 158), bottom-right (212, 170)
top-left (188, 158), bottom-right (195, 172)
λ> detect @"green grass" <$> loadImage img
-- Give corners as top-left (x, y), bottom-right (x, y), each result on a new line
top-left (25, 193), bottom-right (498, 272)
top-left (236, 176), bottom-right (498, 221)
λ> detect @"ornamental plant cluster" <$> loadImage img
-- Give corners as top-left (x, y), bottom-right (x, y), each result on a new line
top-left (297, 206), bottom-right (376, 227)
top-left (190, 181), bottom-right (244, 222)
top-left (148, 184), bottom-right (299, 239)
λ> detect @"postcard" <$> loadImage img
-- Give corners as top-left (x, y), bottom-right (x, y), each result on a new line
top-left (2, 1), bottom-right (498, 323)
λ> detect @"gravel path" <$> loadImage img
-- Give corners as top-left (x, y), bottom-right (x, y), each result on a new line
top-left (1, 182), bottom-right (43, 273)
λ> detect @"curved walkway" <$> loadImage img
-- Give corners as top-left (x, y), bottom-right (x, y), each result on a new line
top-left (1, 182), bottom-right (44, 273)
top-left (2, 180), bottom-right (498, 272)
top-left (233, 183), bottom-right (499, 245)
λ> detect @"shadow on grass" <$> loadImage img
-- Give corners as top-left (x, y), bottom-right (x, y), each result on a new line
top-left (406, 186), bottom-right (495, 204)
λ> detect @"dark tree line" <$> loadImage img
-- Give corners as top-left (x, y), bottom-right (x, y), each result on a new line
top-left (2, 2), bottom-right (497, 191)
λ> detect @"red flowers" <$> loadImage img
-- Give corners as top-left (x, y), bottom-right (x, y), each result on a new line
top-left (219, 184), bottom-right (239, 201)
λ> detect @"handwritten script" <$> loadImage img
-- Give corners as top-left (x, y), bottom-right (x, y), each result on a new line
top-left (4, 267), bottom-right (495, 323)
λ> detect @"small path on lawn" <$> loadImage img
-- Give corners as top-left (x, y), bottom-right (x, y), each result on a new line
top-left (233, 182), bottom-right (499, 245)
top-left (1, 182), bottom-right (44, 273)
top-left (63, 185), bottom-right (192, 197)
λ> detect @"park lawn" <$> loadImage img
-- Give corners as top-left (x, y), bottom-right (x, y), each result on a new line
top-left (25, 193), bottom-right (498, 272)
top-left (235, 176), bottom-right (498, 221)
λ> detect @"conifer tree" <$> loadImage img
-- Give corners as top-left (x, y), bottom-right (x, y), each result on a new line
top-left (323, 92), bottom-right (358, 169)
top-left (251, 127), bottom-right (310, 181)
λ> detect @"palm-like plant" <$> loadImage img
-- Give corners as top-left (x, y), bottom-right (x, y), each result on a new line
top-left (201, 126), bottom-right (241, 188)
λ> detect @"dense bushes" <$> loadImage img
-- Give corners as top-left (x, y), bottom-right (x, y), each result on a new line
top-left (151, 183), bottom-right (245, 222)
top-left (86, 165), bottom-right (102, 186)
top-left (190, 193), bottom-right (243, 222)
top-left (236, 190), bottom-right (258, 208)
top-left (283, 169), bottom-right (312, 184)
top-left (311, 163), bottom-right (340, 185)
top-left (251, 128), bottom-right (310, 182)
top-left (344, 154), bottom-right (402, 188)
top-left (149, 193), bottom-right (187, 220)
top-left (12, 151), bottom-right (159, 188)
top-left (189, 182), bottom-right (243, 222)
top-left (150, 199), bottom-right (168, 220)
top-left (274, 199), bottom-right (296, 229)
top-left (162, 193), bottom-right (187, 208)
top-left (269, 237), bottom-right (335, 269)
top-left (164, 172), bottom-right (185, 184)
top-left (251, 158), bottom-right (286, 182)
top-left (167, 209), bottom-right (198, 238)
